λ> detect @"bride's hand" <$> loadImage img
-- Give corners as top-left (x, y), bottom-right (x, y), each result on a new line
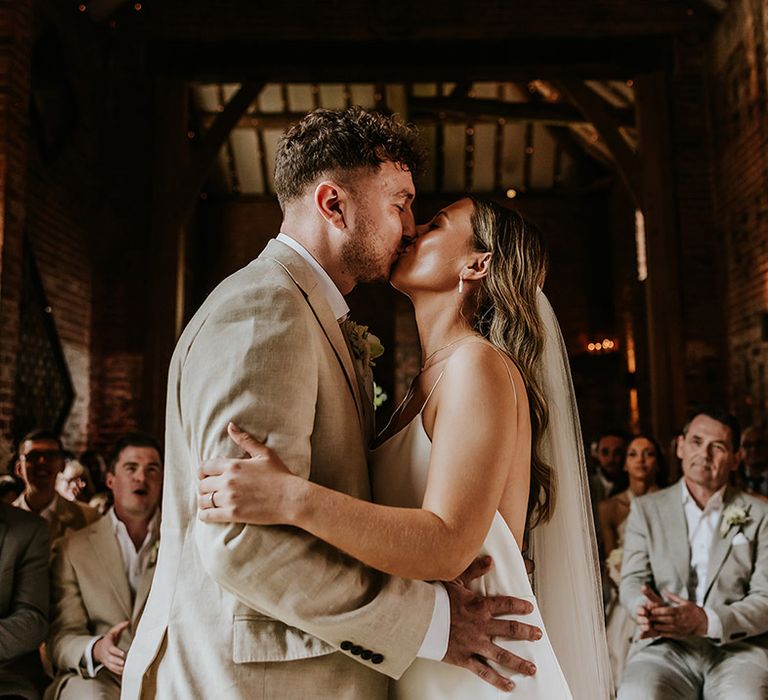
top-left (197, 422), bottom-right (302, 525)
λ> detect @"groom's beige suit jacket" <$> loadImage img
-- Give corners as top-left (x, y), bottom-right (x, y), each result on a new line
top-left (122, 239), bottom-right (435, 699)
top-left (620, 481), bottom-right (768, 653)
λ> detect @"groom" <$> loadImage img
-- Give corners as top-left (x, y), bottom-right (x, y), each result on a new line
top-left (122, 107), bottom-right (541, 699)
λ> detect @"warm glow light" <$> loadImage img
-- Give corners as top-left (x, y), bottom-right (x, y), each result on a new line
top-left (588, 343), bottom-right (596, 351)
top-left (596, 342), bottom-right (603, 350)
top-left (629, 389), bottom-right (640, 432)
top-left (506, 189), bottom-right (518, 199)
top-left (635, 209), bottom-right (648, 281)
top-left (134, 2), bottom-right (142, 10)
top-left (626, 79), bottom-right (634, 88)
top-left (78, 3), bottom-right (86, 11)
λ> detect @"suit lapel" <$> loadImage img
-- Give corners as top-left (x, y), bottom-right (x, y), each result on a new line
top-left (662, 485), bottom-right (691, 590)
top-left (262, 240), bottom-right (367, 431)
top-left (89, 516), bottom-right (132, 619)
top-left (704, 488), bottom-right (747, 602)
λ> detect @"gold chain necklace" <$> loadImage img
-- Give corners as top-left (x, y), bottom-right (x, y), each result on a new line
top-left (420, 334), bottom-right (479, 372)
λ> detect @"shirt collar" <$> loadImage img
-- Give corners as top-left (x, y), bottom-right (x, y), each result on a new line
top-left (108, 506), bottom-right (160, 549)
top-left (276, 233), bottom-right (349, 322)
top-left (680, 479), bottom-right (726, 513)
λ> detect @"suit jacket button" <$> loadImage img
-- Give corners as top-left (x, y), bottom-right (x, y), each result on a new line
top-left (371, 653), bottom-right (384, 664)
top-left (351, 645), bottom-right (363, 655)
top-left (340, 641), bottom-right (353, 651)
top-left (361, 650), bottom-right (373, 660)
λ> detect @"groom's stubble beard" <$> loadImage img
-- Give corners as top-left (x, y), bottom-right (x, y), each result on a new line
top-left (339, 208), bottom-right (393, 283)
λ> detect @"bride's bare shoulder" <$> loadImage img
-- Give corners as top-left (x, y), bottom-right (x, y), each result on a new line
top-left (441, 340), bottom-right (526, 407)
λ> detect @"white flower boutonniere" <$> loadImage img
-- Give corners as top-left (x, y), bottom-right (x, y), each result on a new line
top-left (720, 504), bottom-right (750, 537)
top-left (342, 319), bottom-right (384, 369)
top-left (147, 538), bottom-right (161, 568)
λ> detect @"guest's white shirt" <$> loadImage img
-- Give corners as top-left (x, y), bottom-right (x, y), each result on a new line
top-left (681, 480), bottom-right (725, 639)
top-left (274, 233), bottom-right (450, 661)
top-left (83, 508), bottom-right (160, 677)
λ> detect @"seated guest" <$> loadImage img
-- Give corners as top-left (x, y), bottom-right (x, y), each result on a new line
top-left (599, 434), bottom-right (664, 685)
top-left (0, 503), bottom-right (50, 699)
top-left (619, 409), bottom-right (768, 699)
top-left (46, 433), bottom-right (163, 700)
top-left (739, 424), bottom-right (768, 497)
top-left (55, 458), bottom-right (95, 505)
top-left (13, 431), bottom-right (99, 542)
top-left (590, 429), bottom-right (629, 503)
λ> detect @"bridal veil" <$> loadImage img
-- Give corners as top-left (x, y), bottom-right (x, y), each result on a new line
top-left (529, 289), bottom-right (614, 698)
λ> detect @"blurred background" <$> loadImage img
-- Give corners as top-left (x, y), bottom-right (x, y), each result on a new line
top-left (0, 0), bottom-right (765, 460)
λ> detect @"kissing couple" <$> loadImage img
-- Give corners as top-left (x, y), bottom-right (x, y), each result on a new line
top-left (123, 107), bottom-right (612, 699)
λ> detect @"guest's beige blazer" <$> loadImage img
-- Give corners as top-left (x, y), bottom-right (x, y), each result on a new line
top-left (620, 481), bottom-right (768, 651)
top-left (122, 240), bottom-right (435, 699)
top-left (47, 514), bottom-right (155, 699)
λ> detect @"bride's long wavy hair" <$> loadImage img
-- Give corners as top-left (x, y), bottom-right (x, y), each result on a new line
top-left (468, 197), bottom-right (555, 527)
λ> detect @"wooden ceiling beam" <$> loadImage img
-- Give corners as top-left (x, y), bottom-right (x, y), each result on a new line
top-left (558, 79), bottom-right (643, 207)
top-left (146, 38), bottom-right (671, 83)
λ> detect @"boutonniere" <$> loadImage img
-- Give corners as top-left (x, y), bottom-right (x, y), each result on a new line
top-left (147, 538), bottom-right (161, 568)
top-left (342, 319), bottom-right (384, 369)
top-left (720, 504), bottom-right (750, 536)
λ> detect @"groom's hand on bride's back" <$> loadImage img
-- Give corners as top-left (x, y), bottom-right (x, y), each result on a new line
top-left (443, 556), bottom-right (540, 692)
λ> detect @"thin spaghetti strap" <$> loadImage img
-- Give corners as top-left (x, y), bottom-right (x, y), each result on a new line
top-left (420, 370), bottom-right (446, 413)
top-left (485, 343), bottom-right (519, 410)
top-left (461, 340), bottom-right (519, 410)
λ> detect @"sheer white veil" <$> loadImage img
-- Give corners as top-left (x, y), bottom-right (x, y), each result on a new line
top-left (529, 289), bottom-right (614, 698)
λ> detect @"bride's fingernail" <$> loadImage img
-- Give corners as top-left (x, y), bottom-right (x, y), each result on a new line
top-left (504, 680), bottom-right (515, 691)
top-left (528, 664), bottom-right (537, 675)
top-left (533, 629), bottom-right (542, 640)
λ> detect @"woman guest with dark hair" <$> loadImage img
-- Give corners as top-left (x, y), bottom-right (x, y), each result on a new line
top-left (599, 434), bottom-right (666, 684)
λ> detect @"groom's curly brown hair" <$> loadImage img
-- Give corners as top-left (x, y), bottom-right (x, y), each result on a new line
top-left (273, 106), bottom-right (426, 209)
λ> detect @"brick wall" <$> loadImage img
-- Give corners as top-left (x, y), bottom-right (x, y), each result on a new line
top-left (708, 0), bottom-right (768, 425)
top-left (0, 0), bottom-right (32, 443)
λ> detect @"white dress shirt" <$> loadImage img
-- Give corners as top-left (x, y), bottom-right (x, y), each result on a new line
top-left (275, 233), bottom-right (450, 661)
top-left (83, 508), bottom-right (160, 677)
top-left (681, 480), bottom-right (725, 639)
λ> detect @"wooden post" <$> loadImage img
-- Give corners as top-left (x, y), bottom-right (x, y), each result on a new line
top-left (142, 80), bottom-right (263, 436)
top-left (635, 71), bottom-right (686, 443)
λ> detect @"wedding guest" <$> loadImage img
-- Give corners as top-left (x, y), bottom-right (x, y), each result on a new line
top-left (55, 458), bottom-right (95, 505)
top-left (739, 424), bottom-right (768, 497)
top-left (590, 429), bottom-right (629, 502)
top-left (0, 502), bottom-right (50, 699)
top-left (599, 434), bottom-right (664, 685)
top-left (618, 408), bottom-right (768, 699)
top-left (47, 433), bottom-right (162, 700)
top-left (79, 451), bottom-right (107, 495)
top-left (12, 430), bottom-right (99, 544)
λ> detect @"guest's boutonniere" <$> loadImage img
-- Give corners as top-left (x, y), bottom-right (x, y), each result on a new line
top-left (147, 539), bottom-right (161, 568)
top-left (342, 319), bottom-right (384, 369)
top-left (720, 504), bottom-right (750, 536)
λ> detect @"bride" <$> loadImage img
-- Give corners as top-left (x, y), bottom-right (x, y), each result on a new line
top-left (197, 197), bottom-right (612, 698)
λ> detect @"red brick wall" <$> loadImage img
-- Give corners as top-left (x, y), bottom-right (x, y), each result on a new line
top-left (0, 0), bottom-right (32, 443)
top-left (708, 0), bottom-right (768, 424)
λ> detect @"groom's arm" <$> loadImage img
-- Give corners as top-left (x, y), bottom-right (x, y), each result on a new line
top-left (184, 274), bottom-right (435, 679)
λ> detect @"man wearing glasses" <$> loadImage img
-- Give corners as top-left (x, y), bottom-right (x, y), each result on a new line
top-left (13, 430), bottom-right (99, 544)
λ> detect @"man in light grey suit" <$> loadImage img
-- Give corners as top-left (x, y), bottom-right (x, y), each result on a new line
top-left (619, 408), bottom-right (768, 699)
top-left (123, 107), bottom-right (539, 699)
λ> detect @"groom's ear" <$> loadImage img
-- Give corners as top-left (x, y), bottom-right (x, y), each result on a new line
top-left (314, 181), bottom-right (348, 230)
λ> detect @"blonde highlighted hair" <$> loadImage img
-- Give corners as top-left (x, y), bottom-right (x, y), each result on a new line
top-left (468, 197), bottom-right (554, 527)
